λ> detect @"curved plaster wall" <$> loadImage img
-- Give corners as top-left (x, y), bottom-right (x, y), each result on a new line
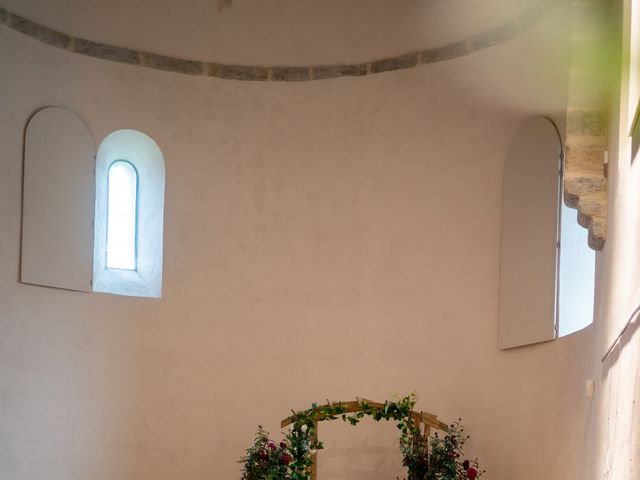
top-left (0, 2), bottom-right (595, 480)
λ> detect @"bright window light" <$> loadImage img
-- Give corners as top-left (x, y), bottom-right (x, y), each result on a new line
top-left (558, 201), bottom-right (595, 337)
top-left (106, 161), bottom-right (137, 270)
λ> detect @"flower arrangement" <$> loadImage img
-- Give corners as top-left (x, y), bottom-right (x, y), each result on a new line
top-left (239, 394), bottom-right (484, 480)
top-left (426, 420), bottom-right (485, 480)
top-left (239, 426), bottom-right (292, 480)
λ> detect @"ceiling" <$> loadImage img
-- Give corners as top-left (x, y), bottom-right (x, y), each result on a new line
top-left (2, 0), bottom-right (540, 66)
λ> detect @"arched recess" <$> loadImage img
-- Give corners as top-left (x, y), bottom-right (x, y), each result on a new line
top-left (93, 130), bottom-right (165, 298)
top-left (499, 117), bottom-right (596, 348)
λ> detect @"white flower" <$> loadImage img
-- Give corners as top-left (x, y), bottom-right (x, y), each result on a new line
top-left (301, 425), bottom-right (308, 433)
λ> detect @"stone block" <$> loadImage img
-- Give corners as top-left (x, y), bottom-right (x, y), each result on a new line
top-left (207, 63), bottom-right (221, 76)
top-left (422, 40), bottom-right (469, 63)
top-left (588, 216), bottom-right (606, 250)
top-left (370, 54), bottom-right (418, 73)
top-left (578, 191), bottom-right (608, 218)
top-left (564, 189), bottom-right (580, 209)
top-left (565, 144), bottom-right (606, 175)
top-left (73, 38), bottom-right (140, 65)
top-left (215, 65), bottom-right (269, 81)
top-left (142, 52), bottom-right (205, 75)
top-left (566, 110), bottom-right (607, 136)
top-left (9, 14), bottom-right (70, 49)
top-left (565, 174), bottom-right (606, 197)
top-left (271, 67), bottom-right (310, 81)
top-left (312, 64), bottom-right (368, 80)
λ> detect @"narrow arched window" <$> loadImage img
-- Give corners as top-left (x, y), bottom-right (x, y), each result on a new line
top-left (106, 161), bottom-right (138, 270)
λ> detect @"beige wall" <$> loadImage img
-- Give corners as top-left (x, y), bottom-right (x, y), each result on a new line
top-left (0, 2), bottom-right (600, 480)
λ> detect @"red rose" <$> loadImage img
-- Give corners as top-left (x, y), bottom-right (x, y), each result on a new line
top-left (281, 453), bottom-right (292, 465)
top-left (467, 467), bottom-right (478, 480)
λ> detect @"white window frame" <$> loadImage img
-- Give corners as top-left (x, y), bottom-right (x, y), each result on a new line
top-left (93, 130), bottom-right (165, 298)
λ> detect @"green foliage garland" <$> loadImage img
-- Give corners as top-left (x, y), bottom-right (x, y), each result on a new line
top-left (239, 394), bottom-right (483, 480)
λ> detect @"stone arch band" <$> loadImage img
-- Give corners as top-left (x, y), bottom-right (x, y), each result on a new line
top-left (0, 1), bottom-right (559, 81)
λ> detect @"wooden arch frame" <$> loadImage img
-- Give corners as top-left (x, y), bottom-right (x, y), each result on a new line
top-left (281, 399), bottom-right (449, 480)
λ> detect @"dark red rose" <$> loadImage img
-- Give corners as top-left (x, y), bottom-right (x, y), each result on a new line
top-left (281, 453), bottom-right (292, 465)
top-left (467, 467), bottom-right (478, 480)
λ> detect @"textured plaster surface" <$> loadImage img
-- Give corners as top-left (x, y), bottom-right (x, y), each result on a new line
top-left (0, 2), bottom-right (601, 480)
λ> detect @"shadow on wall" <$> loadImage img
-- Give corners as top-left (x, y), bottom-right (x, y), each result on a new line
top-left (601, 303), bottom-right (640, 376)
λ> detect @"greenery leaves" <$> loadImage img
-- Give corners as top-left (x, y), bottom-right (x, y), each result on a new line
top-left (239, 394), bottom-right (483, 480)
